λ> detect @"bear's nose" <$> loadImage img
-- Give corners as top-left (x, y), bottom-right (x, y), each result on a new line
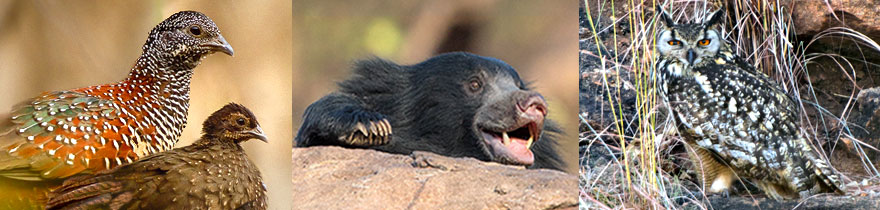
top-left (518, 93), bottom-right (548, 117)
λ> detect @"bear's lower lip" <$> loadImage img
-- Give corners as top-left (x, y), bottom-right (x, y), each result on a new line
top-left (479, 122), bottom-right (538, 165)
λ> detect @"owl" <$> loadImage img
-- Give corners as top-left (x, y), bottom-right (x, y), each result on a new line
top-left (653, 6), bottom-right (844, 200)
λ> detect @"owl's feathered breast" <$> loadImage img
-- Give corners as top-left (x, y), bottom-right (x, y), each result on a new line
top-left (658, 54), bottom-right (806, 176)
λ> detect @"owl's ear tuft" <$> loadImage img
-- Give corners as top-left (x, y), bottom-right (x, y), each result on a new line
top-left (704, 8), bottom-right (725, 28)
top-left (657, 5), bottom-right (675, 27)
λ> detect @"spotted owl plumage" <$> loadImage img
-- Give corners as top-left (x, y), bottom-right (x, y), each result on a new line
top-left (653, 7), bottom-right (844, 200)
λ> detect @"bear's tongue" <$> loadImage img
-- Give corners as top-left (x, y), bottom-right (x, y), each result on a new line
top-left (501, 132), bottom-right (534, 164)
top-left (482, 130), bottom-right (534, 165)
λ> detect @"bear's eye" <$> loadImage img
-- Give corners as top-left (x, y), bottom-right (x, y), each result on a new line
top-left (469, 80), bottom-right (482, 92)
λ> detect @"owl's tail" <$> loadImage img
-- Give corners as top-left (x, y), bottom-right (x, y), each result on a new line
top-left (798, 136), bottom-right (846, 196)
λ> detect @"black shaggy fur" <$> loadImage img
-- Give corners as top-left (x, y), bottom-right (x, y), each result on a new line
top-left (295, 52), bottom-right (566, 171)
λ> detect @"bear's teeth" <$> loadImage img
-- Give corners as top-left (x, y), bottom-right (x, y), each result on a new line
top-left (526, 136), bottom-right (533, 148)
top-left (502, 132), bottom-right (511, 146)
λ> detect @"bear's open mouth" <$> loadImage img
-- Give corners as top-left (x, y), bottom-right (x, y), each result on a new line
top-left (479, 121), bottom-right (540, 166)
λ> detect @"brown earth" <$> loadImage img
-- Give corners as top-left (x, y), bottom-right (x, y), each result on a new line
top-left (689, 195), bottom-right (880, 210)
top-left (290, 146), bottom-right (577, 210)
top-left (833, 87), bottom-right (880, 176)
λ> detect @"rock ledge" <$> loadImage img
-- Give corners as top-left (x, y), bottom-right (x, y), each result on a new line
top-left (290, 146), bottom-right (577, 209)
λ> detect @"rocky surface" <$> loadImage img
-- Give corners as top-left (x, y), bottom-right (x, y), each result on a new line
top-left (290, 146), bottom-right (577, 210)
top-left (780, 0), bottom-right (880, 123)
top-left (848, 88), bottom-right (880, 159)
top-left (786, 0), bottom-right (880, 40)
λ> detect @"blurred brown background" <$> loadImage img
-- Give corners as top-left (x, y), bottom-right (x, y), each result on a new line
top-left (0, 1), bottom-right (292, 209)
top-left (293, 0), bottom-right (579, 173)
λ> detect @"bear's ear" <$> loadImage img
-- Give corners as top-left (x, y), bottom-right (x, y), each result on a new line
top-left (703, 7), bottom-right (725, 28)
top-left (657, 5), bottom-right (675, 27)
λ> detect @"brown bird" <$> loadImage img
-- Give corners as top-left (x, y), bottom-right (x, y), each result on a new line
top-left (45, 103), bottom-right (267, 210)
top-left (0, 11), bottom-right (232, 208)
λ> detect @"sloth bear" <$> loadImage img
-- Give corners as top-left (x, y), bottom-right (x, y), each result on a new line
top-left (295, 52), bottom-right (565, 171)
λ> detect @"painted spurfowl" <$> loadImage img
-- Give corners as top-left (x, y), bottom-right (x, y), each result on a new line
top-left (0, 11), bottom-right (233, 208)
top-left (46, 103), bottom-right (268, 210)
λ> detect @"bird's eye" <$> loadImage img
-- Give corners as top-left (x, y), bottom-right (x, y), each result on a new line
top-left (188, 25), bottom-right (203, 36)
top-left (469, 79), bottom-right (482, 92)
top-left (667, 40), bottom-right (681, 46)
top-left (698, 39), bottom-right (711, 46)
top-left (236, 118), bottom-right (246, 126)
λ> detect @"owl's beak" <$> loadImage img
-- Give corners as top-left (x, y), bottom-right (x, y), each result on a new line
top-left (687, 49), bottom-right (696, 64)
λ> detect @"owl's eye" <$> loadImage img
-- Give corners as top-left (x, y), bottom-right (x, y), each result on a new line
top-left (698, 39), bottom-right (711, 46)
top-left (667, 40), bottom-right (681, 46)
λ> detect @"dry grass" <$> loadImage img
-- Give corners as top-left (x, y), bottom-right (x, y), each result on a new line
top-left (579, 0), bottom-right (880, 209)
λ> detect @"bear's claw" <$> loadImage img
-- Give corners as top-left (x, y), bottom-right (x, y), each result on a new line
top-left (346, 119), bottom-right (392, 146)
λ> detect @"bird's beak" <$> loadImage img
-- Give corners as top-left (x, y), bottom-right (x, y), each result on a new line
top-left (246, 125), bottom-right (268, 143)
top-left (201, 34), bottom-right (234, 56)
top-left (686, 49), bottom-right (696, 64)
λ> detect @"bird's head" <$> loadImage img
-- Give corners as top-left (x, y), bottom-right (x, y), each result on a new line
top-left (142, 11), bottom-right (234, 69)
top-left (202, 103), bottom-right (267, 144)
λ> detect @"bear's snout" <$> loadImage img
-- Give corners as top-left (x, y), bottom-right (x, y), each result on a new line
top-left (517, 93), bottom-right (548, 118)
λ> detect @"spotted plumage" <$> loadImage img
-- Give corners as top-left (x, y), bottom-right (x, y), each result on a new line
top-left (654, 6), bottom-right (844, 200)
top-left (46, 103), bottom-right (267, 210)
top-left (0, 11), bottom-right (232, 208)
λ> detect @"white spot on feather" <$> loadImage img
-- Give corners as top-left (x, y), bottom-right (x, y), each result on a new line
top-left (669, 63), bottom-right (683, 77)
top-left (729, 150), bottom-right (757, 165)
top-left (747, 111), bottom-right (760, 122)
top-left (693, 72), bottom-right (713, 93)
top-left (727, 98), bottom-right (738, 113)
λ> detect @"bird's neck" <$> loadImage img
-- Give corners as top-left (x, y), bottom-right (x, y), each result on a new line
top-left (124, 53), bottom-right (196, 108)
top-left (76, 53), bottom-right (197, 150)
top-left (194, 134), bottom-right (245, 150)
top-left (656, 59), bottom-right (693, 80)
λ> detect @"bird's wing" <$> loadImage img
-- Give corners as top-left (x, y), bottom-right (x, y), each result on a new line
top-left (0, 90), bottom-right (134, 179)
top-left (45, 150), bottom-right (182, 210)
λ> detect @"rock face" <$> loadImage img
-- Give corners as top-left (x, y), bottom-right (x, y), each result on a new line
top-left (290, 146), bottom-right (577, 209)
top-left (850, 88), bottom-right (880, 158)
top-left (787, 0), bottom-right (880, 40)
